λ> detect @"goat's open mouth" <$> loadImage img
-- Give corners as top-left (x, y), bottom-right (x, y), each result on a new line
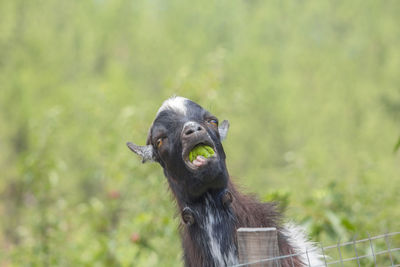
top-left (183, 142), bottom-right (217, 169)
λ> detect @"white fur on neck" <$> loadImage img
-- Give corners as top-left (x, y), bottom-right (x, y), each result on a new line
top-left (157, 96), bottom-right (188, 116)
top-left (283, 223), bottom-right (324, 266)
top-left (204, 194), bottom-right (238, 266)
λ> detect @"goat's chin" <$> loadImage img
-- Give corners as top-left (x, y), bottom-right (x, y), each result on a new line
top-left (190, 162), bottom-right (228, 192)
top-left (187, 171), bottom-right (228, 198)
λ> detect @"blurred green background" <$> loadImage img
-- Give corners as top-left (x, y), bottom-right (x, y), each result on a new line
top-left (1, 0), bottom-right (400, 266)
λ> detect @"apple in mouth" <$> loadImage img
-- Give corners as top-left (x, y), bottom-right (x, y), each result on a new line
top-left (188, 144), bottom-right (216, 168)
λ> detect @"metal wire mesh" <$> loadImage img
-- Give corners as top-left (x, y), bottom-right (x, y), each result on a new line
top-left (232, 232), bottom-right (400, 267)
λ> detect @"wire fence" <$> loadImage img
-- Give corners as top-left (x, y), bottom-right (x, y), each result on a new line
top-left (232, 231), bottom-right (400, 267)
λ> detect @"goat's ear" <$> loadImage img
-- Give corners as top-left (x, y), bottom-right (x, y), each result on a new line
top-left (126, 142), bottom-right (155, 163)
top-left (218, 120), bottom-right (229, 141)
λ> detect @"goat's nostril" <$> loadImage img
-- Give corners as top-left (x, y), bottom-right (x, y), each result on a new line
top-left (183, 122), bottom-right (205, 137)
top-left (185, 129), bottom-right (194, 136)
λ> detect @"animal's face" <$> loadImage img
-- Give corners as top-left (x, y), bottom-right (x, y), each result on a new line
top-left (127, 97), bottom-right (230, 199)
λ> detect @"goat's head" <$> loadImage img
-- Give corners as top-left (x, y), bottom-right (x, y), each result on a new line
top-left (127, 96), bottom-right (230, 201)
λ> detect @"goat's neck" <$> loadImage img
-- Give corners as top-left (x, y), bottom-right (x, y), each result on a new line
top-left (181, 190), bottom-right (239, 267)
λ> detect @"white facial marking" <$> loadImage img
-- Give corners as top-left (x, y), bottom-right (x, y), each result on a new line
top-left (157, 96), bottom-right (188, 116)
top-left (283, 223), bottom-right (324, 266)
top-left (204, 194), bottom-right (238, 266)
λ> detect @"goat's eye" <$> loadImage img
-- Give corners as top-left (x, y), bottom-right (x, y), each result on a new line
top-left (156, 138), bottom-right (163, 148)
top-left (208, 119), bottom-right (218, 127)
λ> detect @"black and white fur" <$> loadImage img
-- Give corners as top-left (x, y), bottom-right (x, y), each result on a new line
top-left (127, 96), bottom-right (322, 267)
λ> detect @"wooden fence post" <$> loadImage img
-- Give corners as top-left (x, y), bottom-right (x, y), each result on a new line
top-left (237, 227), bottom-right (281, 267)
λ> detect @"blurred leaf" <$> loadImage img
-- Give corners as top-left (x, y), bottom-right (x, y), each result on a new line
top-left (340, 218), bottom-right (356, 232)
top-left (394, 136), bottom-right (400, 152)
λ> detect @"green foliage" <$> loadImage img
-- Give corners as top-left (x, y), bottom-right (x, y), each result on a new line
top-left (300, 182), bottom-right (357, 242)
top-left (1, 0), bottom-right (400, 266)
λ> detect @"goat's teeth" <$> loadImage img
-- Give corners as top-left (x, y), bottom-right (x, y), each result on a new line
top-left (192, 160), bottom-right (202, 167)
top-left (197, 156), bottom-right (206, 162)
top-left (193, 156), bottom-right (207, 167)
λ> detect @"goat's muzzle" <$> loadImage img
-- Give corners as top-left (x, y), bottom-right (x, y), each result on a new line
top-left (181, 122), bottom-right (218, 171)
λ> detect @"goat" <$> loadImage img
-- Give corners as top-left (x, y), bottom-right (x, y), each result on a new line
top-left (127, 96), bottom-right (322, 267)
